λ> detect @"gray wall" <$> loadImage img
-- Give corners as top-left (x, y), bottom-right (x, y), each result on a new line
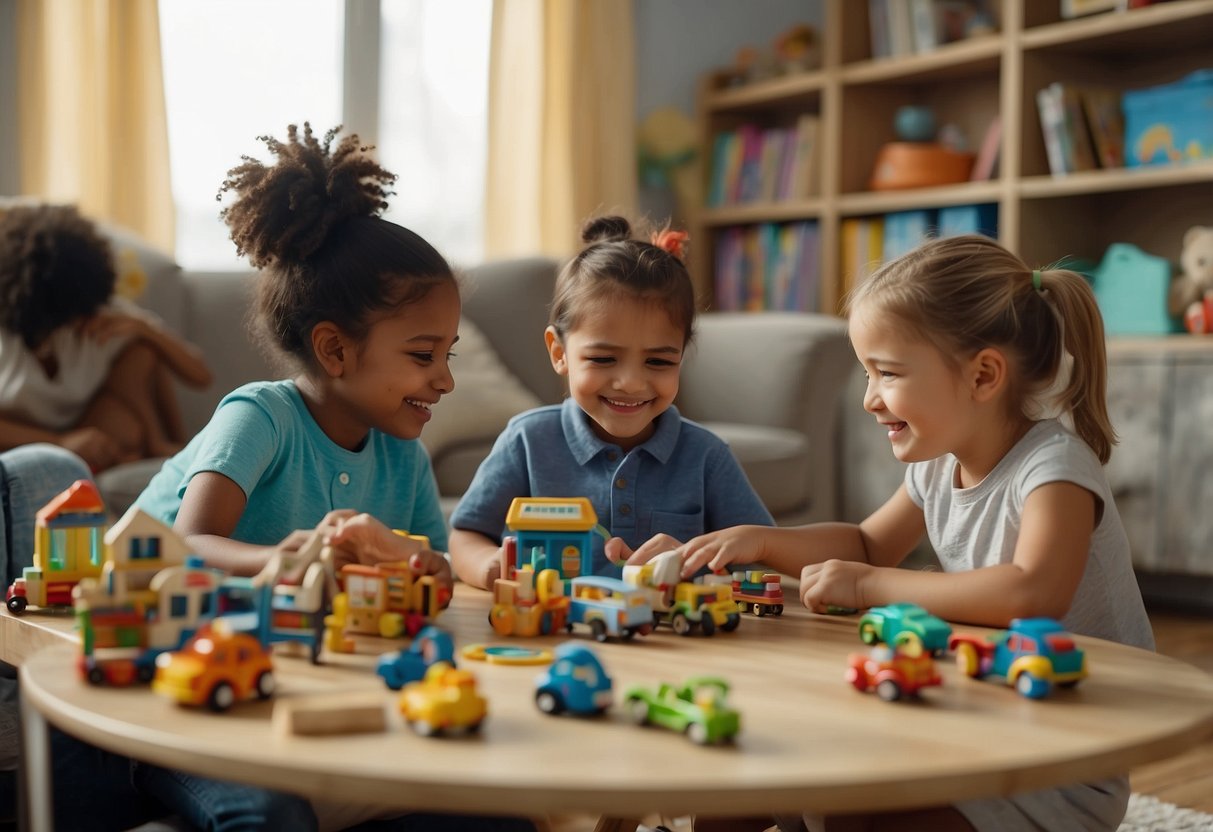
top-left (633, 0), bottom-right (823, 220)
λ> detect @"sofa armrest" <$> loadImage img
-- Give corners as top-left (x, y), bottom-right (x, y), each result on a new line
top-left (677, 312), bottom-right (853, 523)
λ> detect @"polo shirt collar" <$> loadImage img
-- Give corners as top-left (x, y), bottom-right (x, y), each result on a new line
top-left (560, 397), bottom-right (682, 465)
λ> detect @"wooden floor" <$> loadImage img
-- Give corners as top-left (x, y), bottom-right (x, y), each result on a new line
top-left (1128, 603), bottom-right (1213, 814)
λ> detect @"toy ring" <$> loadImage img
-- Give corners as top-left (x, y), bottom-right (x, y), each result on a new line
top-left (461, 644), bottom-right (554, 666)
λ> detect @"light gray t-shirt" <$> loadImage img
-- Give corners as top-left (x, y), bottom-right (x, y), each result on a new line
top-left (905, 419), bottom-right (1154, 651)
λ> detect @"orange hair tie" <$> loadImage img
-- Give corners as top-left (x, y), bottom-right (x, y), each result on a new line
top-left (651, 228), bottom-right (690, 260)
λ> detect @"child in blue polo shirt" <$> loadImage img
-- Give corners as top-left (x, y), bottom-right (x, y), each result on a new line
top-left (448, 215), bottom-right (773, 589)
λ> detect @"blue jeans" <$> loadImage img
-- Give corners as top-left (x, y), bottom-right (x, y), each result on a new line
top-left (133, 763), bottom-right (317, 832)
top-left (0, 443), bottom-right (92, 589)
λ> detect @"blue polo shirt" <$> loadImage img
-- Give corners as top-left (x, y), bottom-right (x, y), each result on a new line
top-left (449, 398), bottom-right (773, 575)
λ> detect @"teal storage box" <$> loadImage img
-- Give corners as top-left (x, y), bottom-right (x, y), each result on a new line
top-left (1122, 69), bottom-right (1213, 167)
top-left (1091, 243), bottom-right (1180, 335)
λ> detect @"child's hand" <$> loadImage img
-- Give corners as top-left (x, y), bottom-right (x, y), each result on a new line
top-left (476, 555), bottom-right (503, 590)
top-left (799, 560), bottom-right (871, 614)
top-left (618, 534), bottom-right (684, 566)
top-left (676, 526), bottom-right (763, 579)
top-left (325, 512), bottom-right (454, 597)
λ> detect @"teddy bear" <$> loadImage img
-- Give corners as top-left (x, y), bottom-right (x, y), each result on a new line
top-left (1168, 225), bottom-right (1213, 334)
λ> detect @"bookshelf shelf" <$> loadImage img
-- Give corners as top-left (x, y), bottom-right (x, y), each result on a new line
top-left (1018, 160), bottom-right (1213, 198)
top-left (838, 181), bottom-right (1004, 215)
top-left (689, 0), bottom-right (1213, 315)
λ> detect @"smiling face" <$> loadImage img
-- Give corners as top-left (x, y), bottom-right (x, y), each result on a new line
top-left (318, 279), bottom-right (461, 449)
top-left (546, 295), bottom-right (684, 452)
top-left (848, 304), bottom-right (975, 466)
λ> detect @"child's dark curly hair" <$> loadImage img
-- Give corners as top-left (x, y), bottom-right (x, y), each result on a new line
top-left (0, 204), bottom-right (116, 350)
top-left (549, 215), bottom-right (696, 346)
top-left (218, 122), bottom-right (454, 370)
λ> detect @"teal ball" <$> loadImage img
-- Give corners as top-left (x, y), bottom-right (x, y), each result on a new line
top-left (894, 106), bottom-right (936, 142)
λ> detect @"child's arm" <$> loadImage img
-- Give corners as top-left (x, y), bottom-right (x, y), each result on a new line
top-left (673, 483), bottom-right (926, 579)
top-left (800, 481), bottom-right (1095, 627)
top-left (448, 528), bottom-right (506, 590)
top-left (173, 471), bottom-right (281, 575)
top-left (0, 415), bottom-right (121, 472)
top-left (80, 307), bottom-right (213, 388)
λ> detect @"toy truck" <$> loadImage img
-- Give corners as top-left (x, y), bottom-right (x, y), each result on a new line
top-left (622, 551), bottom-right (739, 636)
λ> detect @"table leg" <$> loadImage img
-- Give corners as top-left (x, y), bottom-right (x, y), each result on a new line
top-left (18, 680), bottom-right (53, 832)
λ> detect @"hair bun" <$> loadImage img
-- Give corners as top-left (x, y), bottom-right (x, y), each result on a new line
top-left (218, 123), bottom-right (397, 269)
top-left (580, 215), bottom-right (632, 246)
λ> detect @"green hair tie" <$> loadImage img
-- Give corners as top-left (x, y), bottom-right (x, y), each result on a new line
top-left (1032, 269), bottom-right (1043, 291)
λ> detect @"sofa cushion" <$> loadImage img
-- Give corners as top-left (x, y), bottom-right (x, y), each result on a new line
top-left (697, 422), bottom-right (811, 518)
top-left (431, 440), bottom-right (496, 503)
top-left (422, 317), bottom-right (544, 461)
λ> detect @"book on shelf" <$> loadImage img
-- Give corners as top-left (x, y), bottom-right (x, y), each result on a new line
top-left (1036, 82), bottom-right (1100, 175)
top-left (938, 203), bottom-right (998, 238)
top-left (787, 113), bottom-right (821, 199)
top-left (1078, 86), bottom-right (1125, 169)
top-left (706, 119), bottom-right (817, 206)
top-left (712, 221), bottom-right (821, 312)
top-left (970, 115), bottom-right (1002, 181)
top-left (910, 0), bottom-right (940, 52)
top-left (1036, 84), bottom-right (1070, 175)
top-left (1058, 84), bottom-right (1099, 172)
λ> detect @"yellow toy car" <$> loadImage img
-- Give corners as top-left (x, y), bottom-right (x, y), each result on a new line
top-left (153, 622), bottom-right (275, 712)
top-left (398, 661), bottom-right (487, 736)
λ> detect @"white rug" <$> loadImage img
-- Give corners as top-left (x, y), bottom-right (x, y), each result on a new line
top-left (1119, 794), bottom-right (1213, 831)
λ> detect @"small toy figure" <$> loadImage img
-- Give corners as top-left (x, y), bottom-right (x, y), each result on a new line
top-left (710, 569), bottom-right (784, 617)
top-left (623, 677), bottom-right (740, 745)
top-left (858, 602), bottom-right (952, 655)
top-left (152, 620), bottom-right (275, 712)
top-left (846, 635), bottom-right (942, 702)
top-left (534, 641), bottom-right (613, 716)
top-left (948, 617), bottom-right (1087, 699)
top-left (773, 23), bottom-right (820, 74)
top-left (398, 661), bottom-right (487, 737)
top-left (1167, 225), bottom-right (1213, 333)
top-left (375, 625), bottom-right (456, 690)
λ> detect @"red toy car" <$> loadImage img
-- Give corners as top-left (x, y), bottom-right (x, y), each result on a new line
top-left (846, 637), bottom-right (942, 702)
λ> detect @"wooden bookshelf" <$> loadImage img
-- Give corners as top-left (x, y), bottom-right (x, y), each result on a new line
top-left (690, 0), bottom-right (1213, 315)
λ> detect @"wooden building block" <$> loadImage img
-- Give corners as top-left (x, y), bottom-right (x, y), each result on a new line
top-left (272, 692), bottom-right (388, 737)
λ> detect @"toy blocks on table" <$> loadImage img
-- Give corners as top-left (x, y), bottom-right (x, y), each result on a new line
top-left (272, 692), bottom-right (388, 737)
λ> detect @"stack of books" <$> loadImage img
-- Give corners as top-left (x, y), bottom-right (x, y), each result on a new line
top-left (713, 221), bottom-right (821, 312)
top-left (1036, 82), bottom-right (1125, 175)
top-left (707, 114), bottom-right (820, 207)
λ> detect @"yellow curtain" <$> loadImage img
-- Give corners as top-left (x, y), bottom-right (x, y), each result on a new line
top-left (16, 0), bottom-right (175, 254)
top-left (485, 0), bottom-right (637, 259)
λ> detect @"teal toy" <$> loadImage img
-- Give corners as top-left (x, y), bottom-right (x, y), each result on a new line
top-left (1091, 243), bottom-right (1181, 335)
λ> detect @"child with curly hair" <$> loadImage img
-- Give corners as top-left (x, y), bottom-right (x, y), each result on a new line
top-left (0, 203), bottom-right (213, 472)
top-left (129, 123), bottom-right (533, 832)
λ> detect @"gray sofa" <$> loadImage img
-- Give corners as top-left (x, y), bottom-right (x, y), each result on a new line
top-left (95, 230), bottom-right (853, 530)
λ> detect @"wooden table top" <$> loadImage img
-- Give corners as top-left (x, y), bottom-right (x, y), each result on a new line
top-left (12, 585), bottom-right (1213, 818)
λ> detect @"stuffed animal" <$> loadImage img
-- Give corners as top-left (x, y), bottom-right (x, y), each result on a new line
top-left (1168, 225), bottom-right (1213, 333)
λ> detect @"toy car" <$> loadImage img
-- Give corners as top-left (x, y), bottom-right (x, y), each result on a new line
top-left (566, 575), bottom-right (654, 642)
top-left (949, 617), bottom-right (1087, 699)
top-left (858, 602), bottom-right (952, 655)
top-left (623, 553), bottom-right (740, 636)
top-left (398, 661), bottom-right (487, 736)
top-left (623, 677), bottom-right (740, 745)
top-left (846, 635), bottom-right (942, 701)
top-left (152, 623), bottom-right (275, 712)
top-left (534, 642), bottom-right (613, 716)
top-left (375, 625), bottom-right (456, 691)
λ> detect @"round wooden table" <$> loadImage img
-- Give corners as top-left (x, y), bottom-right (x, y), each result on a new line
top-left (18, 584), bottom-right (1213, 830)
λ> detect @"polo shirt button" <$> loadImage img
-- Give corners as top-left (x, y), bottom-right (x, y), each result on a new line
top-left (338, 473), bottom-right (350, 486)
top-left (619, 504), bottom-right (631, 516)
top-left (615, 477), bottom-right (626, 489)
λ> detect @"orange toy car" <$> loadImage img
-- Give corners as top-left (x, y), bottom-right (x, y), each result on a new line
top-left (153, 622), bottom-right (275, 712)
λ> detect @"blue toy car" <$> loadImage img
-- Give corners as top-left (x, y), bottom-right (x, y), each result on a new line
top-left (375, 625), bottom-right (456, 691)
top-left (534, 642), bottom-right (613, 716)
top-left (858, 602), bottom-right (952, 655)
top-left (949, 617), bottom-right (1087, 699)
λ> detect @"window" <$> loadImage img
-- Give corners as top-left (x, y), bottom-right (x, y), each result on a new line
top-left (129, 536), bottom-right (161, 561)
top-left (159, 1), bottom-right (490, 271)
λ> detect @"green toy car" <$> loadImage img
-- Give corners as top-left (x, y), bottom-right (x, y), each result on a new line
top-left (623, 676), bottom-right (741, 745)
top-left (858, 602), bottom-right (952, 655)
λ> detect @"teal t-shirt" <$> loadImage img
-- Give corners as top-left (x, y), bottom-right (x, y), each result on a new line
top-left (135, 380), bottom-right (448, 551)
